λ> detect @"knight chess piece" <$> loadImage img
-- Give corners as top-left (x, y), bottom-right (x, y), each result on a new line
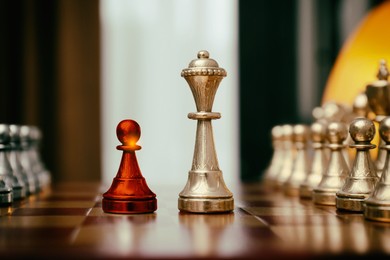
top-left (336, 118), bottom-right (379, 212)
top-left (283, 124), bottom-right (310, 196)
top-left (102, 119), bottom-right (157, 214)
top-left (312, 122), bottom-right (349, 205)
top-left (364, 116), bottom-right (390, 221)
top-left (178, 50), bottom-right (234, 213)
top-left (299, 121), bottom-right (328, 199)
top-left (365, 59), bottom-right (390, 178)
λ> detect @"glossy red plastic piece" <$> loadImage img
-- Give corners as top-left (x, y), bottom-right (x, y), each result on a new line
top-left (102, 119), bottom-right (157, 214)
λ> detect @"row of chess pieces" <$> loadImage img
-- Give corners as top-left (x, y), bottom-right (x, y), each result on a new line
top-left (0, 124), bottom-right (51, 205)
top-left (263, 60), bottom-right (390, 222)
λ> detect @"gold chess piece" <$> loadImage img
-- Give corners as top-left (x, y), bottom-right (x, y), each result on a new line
top-left (312, 122), bottom-right (349, 205)
top-left (365, 59), bottom-right (390, 178)
top-left (274, 124), bottom-right (295, 189)
top-left (284, 124), bottom-right (310, 196)
top-left (178, 50), bottom-right (234, 213)
top-left (336, 118), bottom-right (379, 212)
top-left (299, 121), bottom-right (328, 199)
top-left (364, 116), bottom-right (390, 222)
top-left (262, 125), bottom-right (284, 186)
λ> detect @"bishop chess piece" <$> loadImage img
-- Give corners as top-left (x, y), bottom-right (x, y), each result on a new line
top-left (178, 50), bottom-right (234, 213)
top-left (299, 121), bottom-right (328, 199)
top-left (102, 119), bottom-right (157, 214)
top-left (336, 118), bottom-right (379, 212)
top-left (313, 122), bottom-right (349, 205)
top-left (365, 59), bottom-right (390, 178)
top-left (364, 116), bottom-right (390, 221)
top-left (283, 124), bottom-right (310, 196)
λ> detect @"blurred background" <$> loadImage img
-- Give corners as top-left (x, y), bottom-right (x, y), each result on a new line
top-left (0, 0), bottom-right (385, 188)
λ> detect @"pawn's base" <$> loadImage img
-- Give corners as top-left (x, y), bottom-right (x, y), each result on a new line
top-left (312, 190), bottom-right (336, 205)
top-left (178, 197), bottom-right (234, 213)
top-left (364, 202), bottom-right (390, 222)
top-left (336, 195), bottom-right (366, 212)
top-left (283, 184), bottom-right (299, 197)
top-left (299, 185), bottom-right (313, 199)
top-left (102, 198), bottom-right (157, 214)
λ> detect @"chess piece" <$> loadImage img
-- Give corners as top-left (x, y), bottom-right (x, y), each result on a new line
top-left (284, 124), bottom-right (310, 196)
top-left (364, 116), bottom-right (390, 221)
top-left (102, 119), bottom-right (157, 214)
top-left (336, 118), bottom-right (379, 212)
top-left (365, 59), bottom-right (390, 178)
top-left (274, 124), bottom-right (295, 189)
top-left (312, 122), bottom-right (349, 205)
top-left (299, 121), bottom-right (328, 199)
top-left (29, 126), bottom-right (51, 189)
top-left (19, 125), bottom-right (40, 194)
top-left (262, 125), bottom-right (284, 185)
top-left (178, 50), bottom-right (234, 213)
top-left (0, 125), bottom-right (13, 204)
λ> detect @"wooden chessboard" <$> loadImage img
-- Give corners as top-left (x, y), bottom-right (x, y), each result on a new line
top-left (0, 181), bottom-right (389, 259)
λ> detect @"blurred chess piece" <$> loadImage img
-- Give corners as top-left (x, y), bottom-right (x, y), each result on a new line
top-left (299, 121), bottom-right (328, 199)
top-left (284, 124), bottom-right (310, 196)
top-left (336, 118), bottom-right (379, 212)
top-left (0, 125), bottom-right (13, 205)
top-left (364, 116), bottom-right (390, 222)
top-left (19, 125), bottom-right (41, 194)
top-left (8, 124), bottom-right (28, 199)
top-left (178, 50), bottom-right (234, 213)
top-left (274, 124), bottom-right (295, 189)
top-left (365, 59), bottom-right (390, 177)
top-left (262, 125), bottom-right (284, 186)
top-left (29, 126), bottom-right (51, 189)
top-left (313, 122), bottom-right (349, 205)
top-left (102, 119), bottom-right (157, 214)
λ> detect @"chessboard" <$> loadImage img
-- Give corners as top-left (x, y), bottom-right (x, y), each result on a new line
top-left (0, 181), bottom-right (389, 259)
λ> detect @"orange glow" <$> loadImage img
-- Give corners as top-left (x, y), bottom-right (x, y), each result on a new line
top-left (322, 0), bottom-right (390, 106)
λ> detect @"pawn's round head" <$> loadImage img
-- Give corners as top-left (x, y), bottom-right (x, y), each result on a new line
top-left (379, 116), bottom-right (390, 143)
top-left (311, 121), bottom-right (327, 143)
top-left (116, 119), bottom-right (141, 147)
top-left (349, 118), bottom-right (375, 143)
top-left (293, 124), bottom-right (309, 143)
top-left (271, 125), bottom-right (283, 140)
top-left (0, 124), bottom-right (10, 144)
top-left (326, 121), bottom-right (348, 144)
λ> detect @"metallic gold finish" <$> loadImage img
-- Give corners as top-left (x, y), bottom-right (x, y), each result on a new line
top-left (178, 51), bottom-right (234, 213)
top-left (263, 125), bottom-right (284, 186)
top-left (364, 116), bottom-right (390, 221)
top-left (365, 60), bottom-right (390, 177)
top-left (336, 118), bottom-right (379, 212)
top-left (284, 124), bottom-right (310, 196)
top-left (299, 121), bottom-right (328, 199)
top-left (274, 124), bottom-right (295, 189)
top-left (313, 122), bottom-right (349, 205)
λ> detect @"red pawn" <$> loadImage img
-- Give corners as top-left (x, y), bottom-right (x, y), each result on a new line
top-left (102, 119), bottom-right (157, 214)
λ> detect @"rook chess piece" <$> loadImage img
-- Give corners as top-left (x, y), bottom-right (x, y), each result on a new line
top-left (313, 122), bottom-right (349, 205)
top-left (102, 119), bottom-right (157, 214)
top-left (178, 50), bottom-right (234, 213)
top-left (336, 118), bottom-right (379, 212)
top-left (364, 116), bottom-right (390, 221)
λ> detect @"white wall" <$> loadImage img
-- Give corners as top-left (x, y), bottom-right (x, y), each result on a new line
top-left (99, 0), bottom-right (239, 189)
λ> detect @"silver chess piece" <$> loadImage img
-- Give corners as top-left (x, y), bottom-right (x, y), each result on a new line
top-left (336, 118), bottom-right (379, 212)
top-left (262, 125), bottom-right (284, 186)
top-left (0, 125), bottom-right (13, 204)
top-left (29, 126), bottom-right (51, 189)
top-left (274, 124), bottom-right (295, 189)
top-left (178, 50), bottom-right (234, 213)
top-left (313, 122), bottom-right (349, 205)
top-left (364, 116), bottom-right (390, 221)
top-left (299, 121), bottom-right (328, 199)
top-left (365, 59), bottom-right (390, 178)
top-left (284, 124), bottom-right (310, 196)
